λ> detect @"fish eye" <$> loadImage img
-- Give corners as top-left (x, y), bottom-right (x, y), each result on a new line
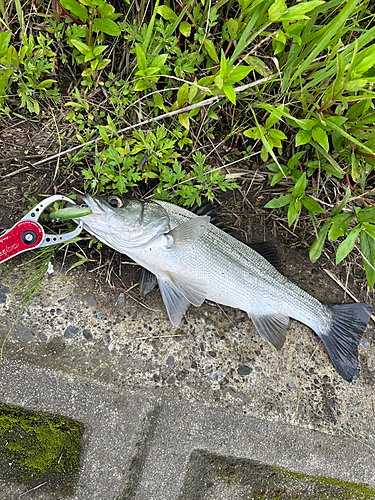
top-left (107, 196), bottom-right (123, 208)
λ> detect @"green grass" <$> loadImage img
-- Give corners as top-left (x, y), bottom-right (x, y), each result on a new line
top-left (1, 0), bottom-right (375, 287)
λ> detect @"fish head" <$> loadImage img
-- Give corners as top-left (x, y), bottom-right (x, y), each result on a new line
top-left (75, 194), bottom-right (170, 249)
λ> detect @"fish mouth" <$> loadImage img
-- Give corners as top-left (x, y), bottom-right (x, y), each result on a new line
top-left (76, 194), bottom-right (106, 214)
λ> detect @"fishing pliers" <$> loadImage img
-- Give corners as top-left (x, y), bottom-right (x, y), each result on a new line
top-left (0, 195), bottom-right (83, 264)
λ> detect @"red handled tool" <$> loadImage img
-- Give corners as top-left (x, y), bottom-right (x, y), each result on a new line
top-left (0, 195), bottom-right (83, 264)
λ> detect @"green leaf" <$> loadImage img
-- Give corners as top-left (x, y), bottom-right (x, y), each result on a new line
top-left (60, 0), bottom-right (88, 21)
top-left (157, 4), bottom-right (177, 20)
top-left (352, 45), bottom-right (375, 76)
top-left (178, 112), bottom-right (189, 130)
top-left (360, 231), bottom-right (375, 289)
top-left (287, 151), bottom-right (305, 170)
top-left (328, 213), bottom-right (355, 240)
top-left (362, 223), bottom-right (375, 240)
top-left (295, 129), bottom-right (311, 147)
top-left (268, 0), bottom-right (287, 22)
top-left (269, 128), bottom-right (287, 141)
top-left (152, 54), bottom-right (168, 69)
top-left (136, 44), bottom-right (147, 72)
top-left (301, 196), bottom-right (324, 214)
top-left (332, 188), bottom-right (351, 217)
top-left (225, 65), bottom-right (252, 85)
top-left (188, 83), bottom-right (198, 102)
top-left (71, 39), bottom-right (90, 54)
top-left (292, 172), bottom-right (307, 198)
top-left (288, 198), bottom-right (301, 226)
top-left (265, 194), bottom-right (293, 208)
top-left (220, 49), bottom-right (228, 77)
top-left (35, 79), bottom-right (56, 90)
top-left (92, 18), bottom-right (121, 36)
top-left (311, 126), bottom-right (329, 152)
top-left (309, 221), bottom-right (330, 263)
top-left (0, 31), bottom-right (11, 59)
top-left (177, 83), bottom-right (189, 108)
top-left (336, 225), bottom-right (361, 264)
top-left (223, 84), bottom-right (236, 105)
top-left (279, 0), bottom-right (324, 20)
top-left (357, 207), bottom-right (375, 223)
top-left (203, 39), bottom-right (219, 63)
top-left (344, 79), bottom-right (368, 92)
top-left (179, 21), bottom-right (191, 37)
top-left (227, 18), bottom-right (238, 40)
top-left (153, 92), bottom-right (164, 108)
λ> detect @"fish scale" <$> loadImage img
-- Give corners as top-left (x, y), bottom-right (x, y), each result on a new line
top-left (73, 195), bottom-right (372, 382)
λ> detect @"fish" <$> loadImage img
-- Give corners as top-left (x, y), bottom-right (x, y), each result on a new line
top-left (138, 199), bottom-right (281, 297)
top-left (73, 194), bottom-right (373, 382)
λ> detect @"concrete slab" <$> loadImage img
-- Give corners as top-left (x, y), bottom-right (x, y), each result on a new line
top-left (1, 254), bottom-right (375, 498)
top-left (0, 360), bottom-right (155, 500)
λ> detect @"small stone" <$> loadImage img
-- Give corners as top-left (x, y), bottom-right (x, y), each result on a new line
top-left (208, 351), bottom-right (216, 357)
top-left (287, 378), bottom-right (297, 389)
top-left (130, 307), bottom-right (137, 320)
top-left (38, 332), bottom-right (47, 342)
top-left (115, 293), bottom-right (125, 308)
top-left (74, 294), bottom-right (83, 300)
top-left (361, 338), bottom-right (370, 349)
top-left (0, 285), bottom-right (10, 305)
top-left (64, 325), bottom-right (79, 338)
top-left (167, 375), bottom-right (175, 385)
top-left (86, 296), bottom-right (97, 307)
top-left (83, 330), bottom-right (93, 341)
top-left (166, 355), bottom-right (175, 366)
top-left (17, 324), bottom-right (34, 344)
top-left (93, 309), bottom-right (108, 321)
top-left (237, 365), bottom-right (252, 376)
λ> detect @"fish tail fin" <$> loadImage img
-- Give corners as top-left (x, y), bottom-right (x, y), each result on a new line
top-left (317, 303), bottom-right (372, 382)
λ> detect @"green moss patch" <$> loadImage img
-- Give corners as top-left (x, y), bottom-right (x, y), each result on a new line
top-left (178, 450), bottom-right (375, 500)
top-left (0, 402), bottom-right (82, 494)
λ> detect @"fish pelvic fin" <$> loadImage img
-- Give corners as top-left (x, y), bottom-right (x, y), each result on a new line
top-left (169, 216), bottom-right (210, 247)
top-left (317, 303), bottom-right (372, 382)
top-left (249, 312), bottom-right (289, 350)
top-left (139, 268), bottom-right (158, 297)
top-left (158, 280), bottom-right (191, 326)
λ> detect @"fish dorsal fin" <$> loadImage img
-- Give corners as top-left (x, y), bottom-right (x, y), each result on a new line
top-left (140, 269), bottom-right (158, 297)
top-left (167, 272), bottom-right (207, 307)
top-left (169, 216), bottom-right (210, 247)
top-left (249, 312), bottom-right (289, 350)
top-left (158, 280), bottom-right (191, 326)
top-left (248, 242), bottom-right (282, 271)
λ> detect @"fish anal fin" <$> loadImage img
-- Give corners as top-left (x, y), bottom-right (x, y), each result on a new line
top-left (158, 280), bottom-right (191, 326)
top-left (167, 272), bottom-right (207, 307)
top-left (169, 216), bottom-right (210, 247)
top-left (250, 312), bottom-right (289, 350)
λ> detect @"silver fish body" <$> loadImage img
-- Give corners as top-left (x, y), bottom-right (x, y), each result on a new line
top-left (76, 195), bottom-right (372, 382)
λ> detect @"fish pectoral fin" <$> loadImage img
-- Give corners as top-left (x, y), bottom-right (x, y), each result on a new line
top-left (249, 312), bottom-right (289, 350)
top-left (167, 272), bottom-right (207, 307)
top-left (139, 268), bottom-right (158, 297)
top-left (169, 216), bottom-right (210, 247)
top-left (158, 280), bottom-right (191, 327)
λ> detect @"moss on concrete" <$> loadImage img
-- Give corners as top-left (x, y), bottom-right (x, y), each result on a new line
top-left (178, 450), bottom-right (375, 500)
top-left (0, 402), bottom-right (82, 494)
